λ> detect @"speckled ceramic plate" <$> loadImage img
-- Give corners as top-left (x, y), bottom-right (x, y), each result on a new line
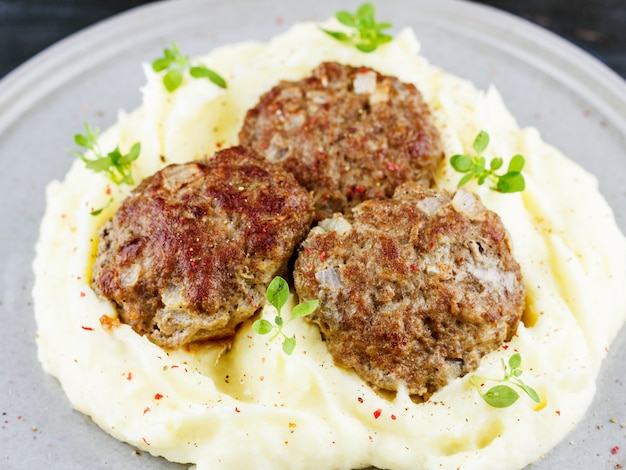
top-left (0, 0), bottom-right (624, 468)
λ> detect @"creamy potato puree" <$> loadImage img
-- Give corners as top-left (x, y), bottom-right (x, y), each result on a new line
top-left (33, 21), bottom-right (626, 470)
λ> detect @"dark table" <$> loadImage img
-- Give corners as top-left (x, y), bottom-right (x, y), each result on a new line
top-left (1, 0), bottom-right (625, 80)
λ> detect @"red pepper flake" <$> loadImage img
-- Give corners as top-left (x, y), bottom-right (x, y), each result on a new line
top-left (142, 437), bottom-right (150, 446)
top-left (319, 251), bottom-right (327, 262)
top-left (391, 414), bottom-right (397, 421)
top-left (79, 292), bottom-right (86, 298)
top-left (235, 407), bottom-right (241, 413)
top-left (143, 407), bottom-right (151, 415)
top-left (154, 393), bottom-right (163, 400)
top-left (81, 325), bottom-right (93, 331)
top-left (126, 372), bottom-right (133, 381)
top-left (216, 141), bottom-right (223, 149)
top-left (502, 344), bottom-right (509, 350)
top-left (373, 409), bottom-right (382, 419)
top-left (171, 365), bottom-right (179, 369)
top-left (612, 446), bottom-right (620, 455)
top-left (429, 242), bottom-right (435, 248)
top-left (105, 186), bottom-right (112, 196)
top-left (410, 264), bottom-right (418, 272)
top-left (305, 248), bottom-right (313, 255)
top-left (310, 117), bottom-right (318, 125)
top-left (316, 149), bottom-right (327, 156)
top-left (386, 161), bottom-right (399, 171)
top-left (368, 435), bottom-right (374, 442)
top-left (359, 67), bottom-right (369, 74)
top-left (358, 397), bottom-right (364, 403)
top-left (190, 261), bottom-right (196, 267)
top-left (555, 410), bottom-right (561, 416)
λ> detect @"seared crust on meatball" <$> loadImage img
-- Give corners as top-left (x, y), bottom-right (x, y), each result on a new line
top-left (239, 62), bottom-right (444, 220)
top-left (92, 146), bottom-right (314, 349)
top-left (294, 183), bottom-right (525, 398)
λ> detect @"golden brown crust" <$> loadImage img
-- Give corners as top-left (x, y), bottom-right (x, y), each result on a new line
top-left (239, 62), bottom-right (444, 220)
top-left (91, 146), bottom-right (314, 349)
top-left (294, 183), bottom-right (525, 398)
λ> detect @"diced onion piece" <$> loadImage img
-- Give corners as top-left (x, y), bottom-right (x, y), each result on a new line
top-left (318, 216), bottom-right (352, 235)
top-left (315, 268), bottom-right (343, 288)
top-left (353, 71), bottom-right (377, 94)
top-left (452, 189), bottom-right (486, 220)
top-left (369, 82), bottom-right (390, 105)
top-left (416, 194), bottom-right (447, 216)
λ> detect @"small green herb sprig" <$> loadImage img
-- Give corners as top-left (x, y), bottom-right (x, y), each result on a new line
top-left (252, 276), bottom-right (319, 355)
top-left (151, 42), bottom-right (227, 92)
top-left (450, 130), bottom-right (526, 193)
top-left (321, 3), bottom-right (393, 53)
top-left (469, 353), bottom-right (541, 408)
top-left (90, 197), bottom-right (114, 216)
top-left (72, 122), bottom-right (140, 186)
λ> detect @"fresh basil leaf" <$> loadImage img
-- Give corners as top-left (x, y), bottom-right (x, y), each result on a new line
top-left (252, 319), bottom-right (273, 335)
top-left (292, 300), bottom-right (319, 319)
top-left (163, 69), bottom-right (183, 92)
top-left (282, 337), bottom-right (296, 355)
top-left (482, 385), bottom-right (519, 408)
top-left (266, 276), bottom-right (289, 313)
top-left (473, 130), bottom-right (490, 154)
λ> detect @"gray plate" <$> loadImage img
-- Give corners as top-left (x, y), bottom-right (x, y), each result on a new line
top-left (0, 0), bottom-right (625, 468)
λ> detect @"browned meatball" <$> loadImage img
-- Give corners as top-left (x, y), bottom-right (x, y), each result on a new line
top-left (294, 183), bottom-right (525, 398)
top-left (91, 146), bottom-right (314, 349)
top-left (239, 62), bottom-right (444, 220)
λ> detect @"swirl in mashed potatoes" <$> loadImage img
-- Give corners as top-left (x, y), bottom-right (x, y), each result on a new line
top-left (33, 20), bottom-right (626, 470)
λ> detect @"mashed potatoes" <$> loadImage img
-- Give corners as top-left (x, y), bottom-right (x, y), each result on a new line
top-left (33, 20), bottom-right (626, 470)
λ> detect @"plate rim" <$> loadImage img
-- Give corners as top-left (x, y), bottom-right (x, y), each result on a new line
top-left (1, 0), bottom-right (625, 136)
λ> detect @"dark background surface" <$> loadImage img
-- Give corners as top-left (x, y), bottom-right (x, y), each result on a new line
top-left (0, 0), bottom-right (625, 80)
